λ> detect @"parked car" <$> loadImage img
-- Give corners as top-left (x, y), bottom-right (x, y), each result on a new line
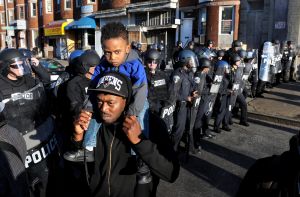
top-left (39, 58), bottom-right (66, 82)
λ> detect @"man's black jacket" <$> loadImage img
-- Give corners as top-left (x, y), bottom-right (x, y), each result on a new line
top-left (85, 112), bottom-right (180, 197)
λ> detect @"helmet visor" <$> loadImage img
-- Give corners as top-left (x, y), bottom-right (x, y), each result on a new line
top-left (9, 57), bottom-right (32, 76)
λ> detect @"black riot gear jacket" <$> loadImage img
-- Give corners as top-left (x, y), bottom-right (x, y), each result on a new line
top-left (146, 69), bottom-right (169, 114)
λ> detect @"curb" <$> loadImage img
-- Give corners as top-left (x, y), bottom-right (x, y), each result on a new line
top-left (248, 111), bottom-right (300, 128)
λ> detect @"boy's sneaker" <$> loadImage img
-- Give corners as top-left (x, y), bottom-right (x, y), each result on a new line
top-left (137, 159), bottom-right (152, 184)
top-left (64, 149), bottom-right (94, 162)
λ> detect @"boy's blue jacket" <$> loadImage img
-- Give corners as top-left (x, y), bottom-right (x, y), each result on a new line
top-left (92, 50), bottom-right (148, 116)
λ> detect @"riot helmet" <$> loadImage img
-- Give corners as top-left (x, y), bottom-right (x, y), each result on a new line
top-left (231, 54), bottom-right (241, 65)
top-left (0, 48), bottom-right (32, 77)
top-left (245, 51), bottom-right (254, 60)
top-left (206, 40), bottom-right (213, 47)
top-left (199, 58), bottom-right (211, 69)
top-left (217, 50), bottom-right (225, 58)
top-left (178, 49), bottom-right (199, 71)
top-left (198, 48), bottom-right (216, 60)
top-left (238, 49), bottom-right (247, 59)
top-left (69, 50), bottom-right (84, 63)
top-left (150, 43), bottom-right (158, 50)
top-left (157, 44), bottom-right (164, 52)
top-left (215, 60), bottom-right (229, 74)
top-left (18, 48), bottom-right (32, 59)
top-left (187, 41), bottom-right (195, 50)
top-left (74, 49), bottom-right (101, 75)
top-left (176, 41), bottom-right (183, 47)
top-left (232, 40), bottom-right (242, 50)
top-left (144, 49), bottom-right (161, 71)
top-left (137, 43), bottom-right (142, 50)
top-left (273, 39), bottom-right (280, 45)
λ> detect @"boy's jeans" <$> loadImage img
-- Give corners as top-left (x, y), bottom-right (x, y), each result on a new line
top-left (83, 101), bottom-right (150, 150)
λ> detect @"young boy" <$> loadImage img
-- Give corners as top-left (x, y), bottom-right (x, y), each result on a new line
top-left (64, 22), bottom-right (149, 166)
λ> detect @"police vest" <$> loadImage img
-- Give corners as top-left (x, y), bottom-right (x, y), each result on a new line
top-left (0, 77), bottom-right (56, 168)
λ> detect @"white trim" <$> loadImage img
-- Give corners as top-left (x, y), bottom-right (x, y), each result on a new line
top-left (65, 0), bottom-right (71, 9)
top-left (31, 2), bottom-right (37, 17)
top-left (219, 5), bottom-right (234, 35)
top-left (0, 11), bottom-right (4, 24)
top-left (46, 0), bottom-right (53, 13)
top-left (88, 0), bottom-right (96, 4)
top-left (8, 8), bottom-right (14, 22)
top-left (19, 5), bottom-right (25, 19)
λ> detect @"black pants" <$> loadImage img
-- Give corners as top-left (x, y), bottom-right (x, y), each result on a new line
top-left (214, 94), bottom-right (230, 129)
top-left (171, 101), bottom-right (188, 152)
top-left (256, 80), bottom-right (266, 96)
top-left (282, 60), bottom-right (292, 82)
top-left (236, 94), bottom-right (248, 123)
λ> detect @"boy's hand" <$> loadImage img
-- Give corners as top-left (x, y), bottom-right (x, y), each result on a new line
top-left (73, 111), bottom-right (92, 141)
top-left (122, 115), bottom-right (142, 144)
top-left (30, 57), bottom-right (39, 67)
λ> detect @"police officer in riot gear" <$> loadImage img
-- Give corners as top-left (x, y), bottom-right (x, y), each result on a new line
top-left (186, 41), bottom-right (195, 51)
top-left (172, 41), bottom-right (184, 68)
top-left (217, 50), bottom-right (225, 60)
top-left (144, 49), bottom-right (170, 114)
top-left (224, 40), bottom-right (243, 63)
top-left (170, 49), bottom-right (198, 152)
top-left (193, 58), bottom-right (216, 140)
top-left (281, 41), bottom-right (296, 82)
top-left (213, 60), bottom-right (231, 133)
top-left (0, 48), bottom-right (57, 197)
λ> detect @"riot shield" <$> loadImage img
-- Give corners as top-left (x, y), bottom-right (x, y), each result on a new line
top-left (194, 71), bottom-right (207, 96)
top-left (204, 65), bottom-right (225, 117)
top-left (160, 103), bottom-right (176, 135)
top-left (273, 44), bottom-right (282, 73)
top-left (242, 62), bottom-right (253, 92)
top-left (229, 66), bottom-right (244, 111)
top-left (259, 42), bottom-right (275, 82)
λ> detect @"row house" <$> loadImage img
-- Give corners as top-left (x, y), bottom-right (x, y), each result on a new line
top-left (179, 0), bottom-right (240, 49)
top-left (42, 0), bottom-right (98, 58)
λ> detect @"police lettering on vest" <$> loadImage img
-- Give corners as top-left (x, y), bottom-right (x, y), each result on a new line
top-left (25, 134), bottom-right (58, 168)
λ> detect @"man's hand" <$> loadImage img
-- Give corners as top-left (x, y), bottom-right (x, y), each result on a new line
top-left (30, 57), bottom-right (39, 67)
top-left (122, 115), bottom-right (142, 144)
top-left (73, 111), bottom-right (92, 141)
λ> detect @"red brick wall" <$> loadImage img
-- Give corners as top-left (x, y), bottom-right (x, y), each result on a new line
top-left (27, 1), bottom-right (39, 29)
top-left (206, 5), bottom-right (219, 45)
top-left (60, 0), bottom-right (73, 19)
top-left (101, 0), bottom-right (130, 10)
top-left (41, 0), bottom-right (54, 26)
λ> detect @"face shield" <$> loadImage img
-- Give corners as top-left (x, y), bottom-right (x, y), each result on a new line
top-left (187, 56), bottom-right (199, 72)
top-left (8, 57), bottom-right (32, 77)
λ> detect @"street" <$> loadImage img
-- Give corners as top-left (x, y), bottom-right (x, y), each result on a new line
top-left (157, 117), bottom-right (298, 197)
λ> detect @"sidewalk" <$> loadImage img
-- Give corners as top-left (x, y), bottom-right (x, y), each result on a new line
top-left (247, 81), bottom-right (300, 127)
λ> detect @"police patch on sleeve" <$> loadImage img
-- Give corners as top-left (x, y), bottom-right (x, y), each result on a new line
top-left (194, 77), bottom-right (201, 84)
top-left (173, 75), bottom-right (180, 84)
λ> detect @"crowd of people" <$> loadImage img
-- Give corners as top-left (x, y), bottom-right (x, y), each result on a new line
top-left (0, 21), bottom-right (298, 197)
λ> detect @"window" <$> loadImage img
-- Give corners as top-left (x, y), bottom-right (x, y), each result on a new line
top-left (76, 0), bottom-right (82, 7)
top-left (199, 7), bottom-right (207, 35)
top-left (65, 0), bottom-right (71, 9)
top-left (32, 30), bottom-right (38, 48)
top-left (88, 0), bottom-right (95, 3)
top-left (19, 6), bottom-right (25, 19)
top-left (8, 9), bottom-right (14, 22)
top-left (220, 6), bottom-right (233, 34)
top-left (31, 3), bottom-right (37, 17)
top-left (7, 0), bottom-right (12, 3)
top-left (46, 0), bottom-right (52, 13)
top-left (0, 12), bottom-right (4, 24)
top-left (0, 0), bottom-right (3, 5)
